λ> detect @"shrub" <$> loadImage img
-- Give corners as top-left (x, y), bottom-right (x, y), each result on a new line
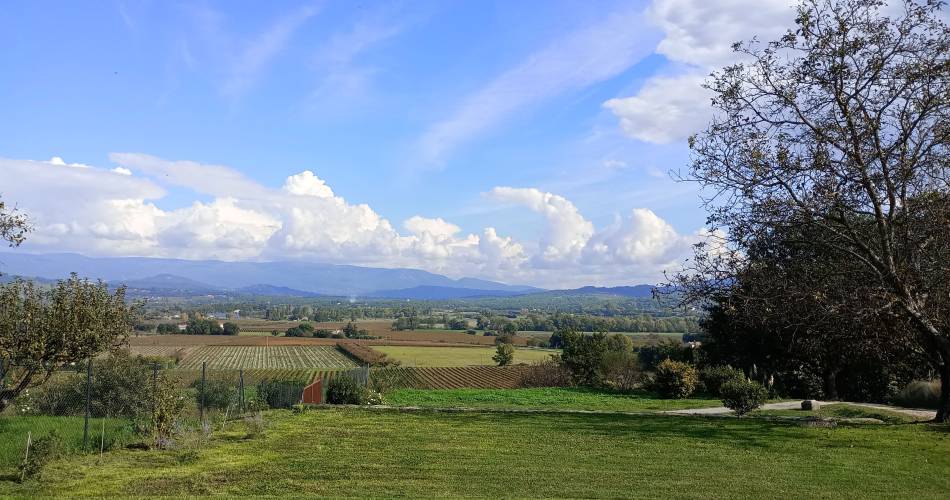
top-left (493, 343), bottom-right (514, 366)
top-left (325, 375), bottom-right (365, 405)
top-left (19, 430), bottom-right (64, 481)
top-left (652, 359), bottom-right (699, 399)
top-left (700, 365), bottom-right (744, 396)
top-left (519, 357), bottom-right (572, 388)
top-left (599, 351), bottom-right (642, 392)
top-left (720, 378), bottom-right (768, 417)
top-left (191, 378), bottom-right (237, 411)
top-left (606, 333), bottom-right (634, 353)
top-left (891, 380), bottom-right (941, 409)
top-left (257, 380), bottom-right (306, 409)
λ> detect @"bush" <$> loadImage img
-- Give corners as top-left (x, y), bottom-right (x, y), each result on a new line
top-left (700, 365), bottom-right (744, 396)
top-left (325, 375), bottom-right (365, 405)
top-left (720, 378), bottom-right (768, 417)
top-left (19, 430), bottom-right (64, 481)
top-left (493, 343), bottom-right (514, 366)
top-left (891, 380), bottom-right (941, 409)
top-left (599, 351), bottom-right (642, 392)
top-left (519, 357), bottom-right (572, 388)
top-left (257, 380), bottom-right (306, 409)
top-left (637, 339), bottom-right (694, 371)
top-left (191, 378), bottom-right (237, 411)
top-left (652, 359), bottom-right (699, 399)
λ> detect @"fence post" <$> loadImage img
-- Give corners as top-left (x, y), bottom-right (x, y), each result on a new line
top-left (82, 360), bottom-right (92, 450)
top-left (200, 361), bottom-right (206, 422)
top-left (151, 363), bottom-right (158, 427)
top-left (239, 369), bottom-right (245, 414)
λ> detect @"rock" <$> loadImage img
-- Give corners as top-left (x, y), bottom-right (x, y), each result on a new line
top-left (837, 417), bottom-right (884, 424)
top-left (801, 400), bottom-right (820, 411)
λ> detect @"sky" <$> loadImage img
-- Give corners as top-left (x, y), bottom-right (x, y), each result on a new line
top-left (0, 0), bottom-right (802, 288)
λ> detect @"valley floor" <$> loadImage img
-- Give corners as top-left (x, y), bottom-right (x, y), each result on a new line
top-left (2, 407), bottom-right (949, 498)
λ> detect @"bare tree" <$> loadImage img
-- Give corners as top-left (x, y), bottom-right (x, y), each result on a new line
top-left (680, 0), bottom-right (950, 420)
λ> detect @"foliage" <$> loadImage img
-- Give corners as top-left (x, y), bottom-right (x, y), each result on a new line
top-left (606, 333), bottom-right (633, 353)
top-left (257, 380), bottom-right (306, 409)
top-left (652, 359), bottom-right (698, 399)
top-left (492, 343), bottom-right (514, 366)
top-left (719, 378), bottom-right (768, 417)
top-left (18, 430), bottom-right (63, 481)
top-left (222, 322), bottom-right (240, 336)
top-left (519, 357), bottom-right (571, 388)
top-left (156, 323), bottom-right (179, 334)
top-left (599, 351), bottom-right (642, 392)
top-left (637, 339), bottom-right (694, 371)
top-left (0, 196), bottom-right (30, 247)
top-left (674, 0), bottom-right (950, 421)
top-left (325, 375), bottom-right (364, 405)
top-left (559, 330), bottom-right (609, 386)
top-left (700, 365), bottom-right (745, 396)
top-left (0, 275), bottom-right (137, 412)
top-left (185, 318), bottom-right (224, 335)
top-left (891, 380), bottom-right (941, 410)
top-left (192, 378), bottom-right (237, 411)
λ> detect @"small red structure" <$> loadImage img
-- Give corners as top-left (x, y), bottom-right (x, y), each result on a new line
top-left (301, 378), bottom-right (323, 404)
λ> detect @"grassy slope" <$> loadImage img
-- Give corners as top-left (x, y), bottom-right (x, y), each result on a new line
top-left (385, 387), bottom-right (723, 412)
top-left (373, 345), bottom-right (558, 367)
top-left (754, 404), bottom-right (925, 423)
top-left (2, 409), bottom-right (949, 498)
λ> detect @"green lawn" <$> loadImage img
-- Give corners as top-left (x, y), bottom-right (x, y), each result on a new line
top-left (1, 408), bottom-right (948, 497)
top-left (373, 345), bottom-right (558, 367)
top-left (385, 387), bottom-right (723, 412)
top-left (754, 404), bottom-right (926, 424)
top-left (0, 416), bottom-right (134, 476)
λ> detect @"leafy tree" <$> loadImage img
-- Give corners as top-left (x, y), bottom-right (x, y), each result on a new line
top-left (606, 333), bottom-right (633, 353)
top-left (560, 330), bottom-right (610, 386)
top-left (186, 318), bottom-right (224, 335)
top-left (676, 0), bottom-right (950, 420)
top-left (493, 343), bottom-right (515, 366)
top-left (0, 275), bottom-right (137, 412)
top-left (0, 196), bottom-right (30, 247)
top-left (222, 322), bottom-right (240, 336)
top-left (156, 323), bottom-right (179, 334)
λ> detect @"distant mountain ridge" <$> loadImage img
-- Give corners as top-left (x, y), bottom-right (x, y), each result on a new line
top-left (0, 252), bottom-right (538, 297)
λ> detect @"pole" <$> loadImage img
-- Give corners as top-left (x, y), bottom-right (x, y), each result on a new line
top-left (239, 369), bottom-right (245, 414)
top-left (200, 361), bottom-right (206, 422)
top-left (83, 360), bottom-right (92, 450)
top-left (151, 363), bottom-right (158, 427)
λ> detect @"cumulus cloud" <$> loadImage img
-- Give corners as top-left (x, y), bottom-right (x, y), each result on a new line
top-left (1, 154), bottom-right (699, 287)
top-left (606, 0), bottom-right (797, 144)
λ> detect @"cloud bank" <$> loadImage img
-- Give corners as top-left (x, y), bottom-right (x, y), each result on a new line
top-left (0, 154), bottom-right (702, 287)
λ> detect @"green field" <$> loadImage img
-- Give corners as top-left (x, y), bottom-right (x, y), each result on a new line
top-left (373, 346), bottom-right (558, 367)
top-left (753, 404), bottom-right (925, 423)
top-left (177, 346), bottom-right (358, 370)
top-left (2, 408), bottom-right (948, 497)
top-left (385, 387), bottom-right (722, 412)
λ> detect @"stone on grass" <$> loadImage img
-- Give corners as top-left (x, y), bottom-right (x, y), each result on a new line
top-left (801, 400), bottom-right (820, 411)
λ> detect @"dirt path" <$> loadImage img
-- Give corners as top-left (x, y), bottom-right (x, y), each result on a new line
top-left (664, 401), bottom-right (936, 419)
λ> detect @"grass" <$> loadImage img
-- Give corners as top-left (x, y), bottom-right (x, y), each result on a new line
top-left (754, 404), bottom-right (925, 424)
top-left (384, 387), bottom-right (723, 412)
top-left (373, 345), bottom-right (558, 367)
top-left (2, 408), bottom-right (948, 497)
top-left (0, 416), bottom-right (134, 475)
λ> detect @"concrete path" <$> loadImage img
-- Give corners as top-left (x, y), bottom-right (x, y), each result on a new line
top-left (664, 400), bottom-right (936, 420)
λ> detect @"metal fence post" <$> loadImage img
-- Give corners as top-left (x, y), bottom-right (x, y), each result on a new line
top-left (200, 361), bottom-right (206, 422)
top-left (239, 369), bottom-right (245, 414)
top-left (82, 359), bottom-right (92, 450)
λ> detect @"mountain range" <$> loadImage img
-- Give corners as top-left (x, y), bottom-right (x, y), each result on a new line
top-left (0, 252), bottom-right (656, 300)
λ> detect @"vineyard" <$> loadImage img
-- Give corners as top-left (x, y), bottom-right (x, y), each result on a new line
top-left (177, 346), bottom-right (359, 370)
top-left (372, 366), bottom-right (528, 389)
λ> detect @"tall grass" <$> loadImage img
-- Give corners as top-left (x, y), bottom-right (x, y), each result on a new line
top-left (891, 380), bottom-right (941, 409)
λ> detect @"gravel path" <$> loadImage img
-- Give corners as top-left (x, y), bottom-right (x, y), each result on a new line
top-left (664, 400), bottom-right (936, 419)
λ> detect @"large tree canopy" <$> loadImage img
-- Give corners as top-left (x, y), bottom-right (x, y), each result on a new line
top-left (677, 0), bottom-right (950, 420)
top-left (0, 275), bottom-right (137, 411)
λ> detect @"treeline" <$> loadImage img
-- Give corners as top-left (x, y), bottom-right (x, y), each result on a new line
top-left (149, 319), bottom-right (240, 335)
top-left (393, 312), bottom-right (700, 334)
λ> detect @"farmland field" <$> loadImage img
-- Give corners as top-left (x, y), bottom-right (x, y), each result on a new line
top-left (373, 346), bottom-right (557, 366)
top-left (176, 346), bottom-right (358, 370)
top-left (3, 408), bottom-right (948, 497)
top-left (374, 366), bottom-right (529, 389)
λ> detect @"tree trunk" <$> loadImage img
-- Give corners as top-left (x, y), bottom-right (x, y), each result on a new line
top-left (823, 368), bottom-right (839, 401)
top-left (936, 356), bottom-right (950, 423)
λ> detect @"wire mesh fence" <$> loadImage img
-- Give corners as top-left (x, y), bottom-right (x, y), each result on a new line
top-left (0, 356), bottom-right (369, 477)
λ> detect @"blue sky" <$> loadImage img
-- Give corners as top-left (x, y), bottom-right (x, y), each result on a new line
top-left (0, 0), bottom-right (799, 287)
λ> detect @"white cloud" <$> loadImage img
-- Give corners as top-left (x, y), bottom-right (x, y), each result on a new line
top-left (2, 154), bottom-right (699, 287)
top-left (111, 167), bottom-right (133, 176)
top-left (417, 5), bottom-right (658, 164)
top-left (606, 0), bottom-right (797, 144)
